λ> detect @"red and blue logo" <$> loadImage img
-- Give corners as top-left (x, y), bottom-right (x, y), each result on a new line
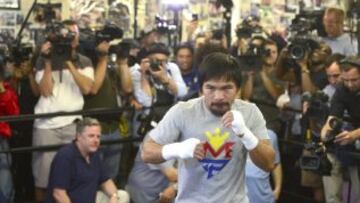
top-left (200, 128), bottom-right (235, 179)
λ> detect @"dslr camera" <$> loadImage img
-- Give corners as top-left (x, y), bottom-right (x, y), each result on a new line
top-left (323, 117), bottom-right (343, 145)
top-left (149, 59), bottom-right (161, 71)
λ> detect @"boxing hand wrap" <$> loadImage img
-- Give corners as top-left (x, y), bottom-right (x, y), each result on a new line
top-left (231, 110), bottom-right (259, 150)
top-left (161, 138), bottom-right (200, 160)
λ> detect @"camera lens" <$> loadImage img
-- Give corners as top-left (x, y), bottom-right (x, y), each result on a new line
top-left (289, 44), bottom-right (305, 60)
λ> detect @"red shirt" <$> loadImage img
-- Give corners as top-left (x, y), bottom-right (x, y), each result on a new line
top-left (0, 82), bottom-right (19, 138)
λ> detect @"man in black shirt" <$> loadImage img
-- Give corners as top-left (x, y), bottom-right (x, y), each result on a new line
top-left (321, 56), bottom-right (360, 203)
top-left (322, 57), bottom-right (360, 144)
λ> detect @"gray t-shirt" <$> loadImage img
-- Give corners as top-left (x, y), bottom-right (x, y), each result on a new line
top-left (127, 145), bottom-right (175, 203)
top-left (149, 97), bottom-right (269, 203)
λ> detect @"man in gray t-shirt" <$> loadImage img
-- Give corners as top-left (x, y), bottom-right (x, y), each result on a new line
top-left (142, 53), bottom-right (275, 203)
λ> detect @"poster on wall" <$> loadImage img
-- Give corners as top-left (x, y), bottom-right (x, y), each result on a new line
top-left (0, 11), bottom-right (16, 26)
top-left (0, 10), bottom-right (25, 40)
top-left (0, 0), bottom-right (20, 10)
top-left (0, 27), bottom-right (15, 40)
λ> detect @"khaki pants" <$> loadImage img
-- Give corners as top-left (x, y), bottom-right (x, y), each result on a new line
top-left (96, 190), bottom-right (130, 203)
top-left (322, 153), bottom-right (343, 203)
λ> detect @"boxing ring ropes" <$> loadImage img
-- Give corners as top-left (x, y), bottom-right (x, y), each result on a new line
top-left (0, 101), bottom-right (359, 202)
top-left (0, 101), bottom-right (359, 158)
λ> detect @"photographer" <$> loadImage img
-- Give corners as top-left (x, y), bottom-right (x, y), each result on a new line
top-left (321, 56), bottom-right (360, 203)
top-left (0, 55), bottom-right (19, 203)
top-left (129, 43), bottom-right (186, 140)
top-left (319, 54), bottom-right (345, 203)
top-left (276, 41), bottom-right (331, 202)
top-left (8, 57), bottom-right (40, 201)
top-left (242, 38), bottom-right (284, 133)
top-left (83, 40), bottom-right (133, 181)
top-left (32, 20), bottom-right (94, 203)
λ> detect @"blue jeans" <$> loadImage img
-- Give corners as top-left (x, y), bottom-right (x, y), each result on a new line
top-left (99, 130), bottom-right (123, 179)
top-left (0, 137), bottom-right (13, 203)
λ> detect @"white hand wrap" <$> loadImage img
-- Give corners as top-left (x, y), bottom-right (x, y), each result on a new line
top-left (161, 138), bottom-right (200, 160)
top-left (231, 110), bottom-right (259, 150)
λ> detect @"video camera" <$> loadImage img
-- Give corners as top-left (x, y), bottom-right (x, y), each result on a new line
top-left (136, 111), bottom-right (158, 138)
top-left (299, 117), bottom-right (345, 175)
top-left (79, 23), bottom-right (123, 64)
top-left (300, 140), bottom-right (333, 176)
top-left (237, 37), bottom-right (270, 71)
top-left (45, 22), bottom-right (76, 70)
top-left (287, 9), bottom-right (324, 60)
top-left (106, 41), bottom-right (131, 70)
top-left (234, 15), bottom-right (269, 71)
top-left (237, 43), bottom-right (269, 71)
top-left (302, 91), bottom-right (329, 123)
top-left (80, 22), bottom-right (123, 45)
top-left (287, 37), bottom-right (320, 60)
top-left (155, 15), bottom-right (177, 34)
top-left (235, 15), bottom-right (262, 39)
top-left (5, 42), bottom-right (33, 66)
top-left (95, 23), bottom-right (124, 44)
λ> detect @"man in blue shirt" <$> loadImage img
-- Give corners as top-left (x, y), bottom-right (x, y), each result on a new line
top-left (46, 118), bottom-right (128, 203)
top-left (175, 43), bottom-right (199, 100)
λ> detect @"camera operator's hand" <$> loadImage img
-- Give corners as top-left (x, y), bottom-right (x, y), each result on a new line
top-left (334, 130), bottom-right (360, 145)
top-left (222, 110), bottom-right (259, 150)
top-left (296, 52), bottom-right (310, 72)
top-left (40, 41), bottom-right (51, 58)
top-left (96, 41), bottom-right (110, 57)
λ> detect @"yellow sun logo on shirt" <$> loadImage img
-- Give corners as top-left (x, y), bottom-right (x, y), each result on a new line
top-left (205, 128), bottom-right (230, 151)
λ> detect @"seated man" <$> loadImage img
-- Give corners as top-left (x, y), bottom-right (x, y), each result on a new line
top-left (46, 117), bottom-right (129, 203)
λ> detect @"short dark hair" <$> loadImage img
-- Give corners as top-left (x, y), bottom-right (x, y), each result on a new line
top-left (339, 56), bottom-right (360, 73)
top-left (194, 42), bottom-right (228, 67)
top-left (324, 53), bottom-right (345, 69)
top-left (76, 117), bottom-right (101, 134)
top-left (198, 52), bottom-right (242, 88)
top-left (146, 42), bottom-right (170, 56)
top-left (62, 19), bottom-right (77, 26)
top-left (175, 43), bottom-right (194, 56)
